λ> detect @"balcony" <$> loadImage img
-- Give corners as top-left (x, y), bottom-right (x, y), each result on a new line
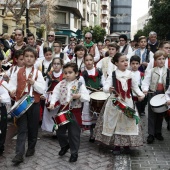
top-left (57, 0), bottom-right (83, 18)
top-left (102, 18), bottom-right (108, 24)
top-left (101, 0), bottom-right (109, 6)
top-left (82, 20), bottom-right (89, 27)
top-left (101, 10), bottom-right (108, 15)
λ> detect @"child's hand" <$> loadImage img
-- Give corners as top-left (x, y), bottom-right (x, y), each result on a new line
top-left (138, 95), bottom-right (145, 101)
top-left (72, 93), bottom-right (81, 99)
top-left (40, 95), bottom-right (46, 100)
top-left (142, 62), bottom-right (148, 67)
top-left (27, 78), bottom-right (35, 85)
top-left (143, 91), bottom-right (148, 96)
top-left (109, 87), bottom-right (115, 93)
top-left (47, 104), bottom-right (55, 110)
top-left (10, 90), bottom-right (16, 98)
top-left (167, 100), bottom-right (170, 105)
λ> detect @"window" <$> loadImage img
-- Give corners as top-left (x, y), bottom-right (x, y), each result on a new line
top-left (56, 12), bottom-right (66, 24)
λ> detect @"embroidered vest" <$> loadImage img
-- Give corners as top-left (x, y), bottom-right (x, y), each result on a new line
top-left (16, 67), bottom-right (41, 103)
top-left (59, 80), bottom-right (82, 108)
top-left (81, 69), bottom-right (102, 90)
top-left (149, 67), bottom-right (167, 91)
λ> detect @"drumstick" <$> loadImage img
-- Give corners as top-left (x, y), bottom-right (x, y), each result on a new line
top-left (20, 73), bottom-right (33, 98)
top-left (20, 83), bottom-right (28, 98)
top-left (61, 98), bottom-right (73, 111)
top-left (86, 86), bottom-right (101, 92)
top-left (0, 83), bottom-right (11, 93)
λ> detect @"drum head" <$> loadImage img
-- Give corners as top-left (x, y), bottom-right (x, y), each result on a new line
top-left (90, 92), bottom-right (110, 100)
top-left (150, 94), bottom-right (166, 107)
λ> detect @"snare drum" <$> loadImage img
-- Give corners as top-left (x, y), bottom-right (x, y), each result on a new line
top-left (90, 92), bottom-right (110, 114)
top-left (53, 110), bottom-right (72, 126)
top-left (9, 94), bottom-right (35, 118)
top-left (150, 94), bottom-right (168, 113)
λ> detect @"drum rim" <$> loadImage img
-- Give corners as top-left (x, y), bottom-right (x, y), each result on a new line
top-left (150, 94), bottom-right (166, 106)
top-left (10, 95), bottom-right (34, 112)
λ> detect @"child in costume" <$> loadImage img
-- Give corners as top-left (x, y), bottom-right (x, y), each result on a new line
top-left (48, 62), bottom-right (90, 162)
top-left (95, 53), bottom-right (145, 154)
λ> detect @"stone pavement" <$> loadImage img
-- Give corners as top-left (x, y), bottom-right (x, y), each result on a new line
top-left (0, 113), bottom-right (170, 170)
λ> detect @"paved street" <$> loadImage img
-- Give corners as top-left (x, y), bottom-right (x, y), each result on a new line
top-left (0, 112), bottom-right (170, 170)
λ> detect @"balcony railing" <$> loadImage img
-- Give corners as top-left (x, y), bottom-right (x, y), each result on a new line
top-left (102, 18), bottom-right (108, 24)
top-left (101, 0), bottom-right (109, 6)
top-left (101, 10), bottom-right (108, 15)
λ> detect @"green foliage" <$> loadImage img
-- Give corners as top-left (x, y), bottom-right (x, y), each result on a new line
top-left (136, 0), bottom-right (170, 40)
top-left (83, 25), bottom-right (106, 43)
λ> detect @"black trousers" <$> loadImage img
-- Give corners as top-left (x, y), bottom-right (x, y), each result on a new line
top-left (148, 91), bottom-right (164, 136)
top-left (57, 113), bottom-right (81, 154)
top-left (16, 102), bottom-right (40, 155)
top-left (0, 106), bottom-right (7, 152)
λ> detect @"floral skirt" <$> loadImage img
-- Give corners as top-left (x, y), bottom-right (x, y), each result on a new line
top-left (94, 101), bottom-right (144, 147)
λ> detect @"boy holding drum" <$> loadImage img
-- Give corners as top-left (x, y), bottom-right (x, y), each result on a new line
top-left (142, 50), bottom-right (168, 144)
top-left (9, 47), bottom-right (46, 164)
top-left (48, 62), bottom-right (90, 162)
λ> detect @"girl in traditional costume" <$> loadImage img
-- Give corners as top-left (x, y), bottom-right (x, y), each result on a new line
top-left (94, 53), bottom-right (145, 154)
top-left (41, 57), bottom-right (64, 132)
top-left (81, 54), bottom-right (103, 142)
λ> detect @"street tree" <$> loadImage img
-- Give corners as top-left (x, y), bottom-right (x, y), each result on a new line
top-left (83, 26), bottom-right (106, 43)
top-left (137, 0), bottom-right (170, 40)
top-left (149, 0), bottom-right (170, 40)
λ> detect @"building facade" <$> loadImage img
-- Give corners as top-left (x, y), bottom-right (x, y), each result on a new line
top-left (110, 0), bottom-right (132, 38)
top-left (101, 0), bottom-right (110, 35)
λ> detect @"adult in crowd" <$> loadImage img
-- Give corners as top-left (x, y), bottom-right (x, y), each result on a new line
top-left (4, 28), bottom-right (27, 64)
top-left (97, 42), bottom-right (105, 60)
top-left (63, 36), bottom-right (77, 55)
top-left (83, 32), bottom-right (100, 62)
top-left (103, 38), bottom-right (110, 53)
top-left (27, 33), bottom-right (40, 56)
top-left (118, 34), bottom-right (133, 58)
top-left (0, 33), bottom-right (11, 53)
top-left (43, 31), bottom-right (55, 50)
top-left (146, 31), bottom-right (159, 54)
top-left (38, 31), bottom-right (55, 58)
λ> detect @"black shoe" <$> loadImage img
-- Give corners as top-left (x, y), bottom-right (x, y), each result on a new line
top-left (155, 133), bottom-right (164, 141)
top-left (140, 112), bottom-right (145, 116)
top-left (112, 146), bottom-right (121, 155)
top-left (69, 153), bottom-right (78, 162)
top-left (167, 123), bottom-right (170, 131)
top-left (25, 148), bottom-right (35, 157)
top-left (89, 137), bottom-right (95, 143)
top-left (147, 135), bottom-right (154, 144)
top-left (123, 146), bottom-right (131, 154)
top-left (12, 154), bottom-right (23, 164)
top-left (59, 145), bottom-right (70, 156)
top-left (0, 150), bottom-right (4, 156)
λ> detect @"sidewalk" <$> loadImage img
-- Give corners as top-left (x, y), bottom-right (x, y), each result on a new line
top-left (0, 113), bottom-right (170, 170)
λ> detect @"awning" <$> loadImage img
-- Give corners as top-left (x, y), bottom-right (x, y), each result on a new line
top-left (55, 30), bottom-right (78, 37)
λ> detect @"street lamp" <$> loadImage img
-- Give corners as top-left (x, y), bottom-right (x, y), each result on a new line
top-left (26, 0), bottom-right (30, 34)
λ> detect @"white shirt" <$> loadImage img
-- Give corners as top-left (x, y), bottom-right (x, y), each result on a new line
top-left (54, 53), bottom-right (70, 64)
top-left (50, 79), bottom-right (90, 105)
top-left (103, 69), bottom-right (144, 97)
top-left (96, 56), bottom-right (117, 77)
top-left (142, 67), bottom-right (164, 92)
top-left (0, 78), bottom-right (11, 104)
top-left (9, 67), bottom-right (46, 95)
